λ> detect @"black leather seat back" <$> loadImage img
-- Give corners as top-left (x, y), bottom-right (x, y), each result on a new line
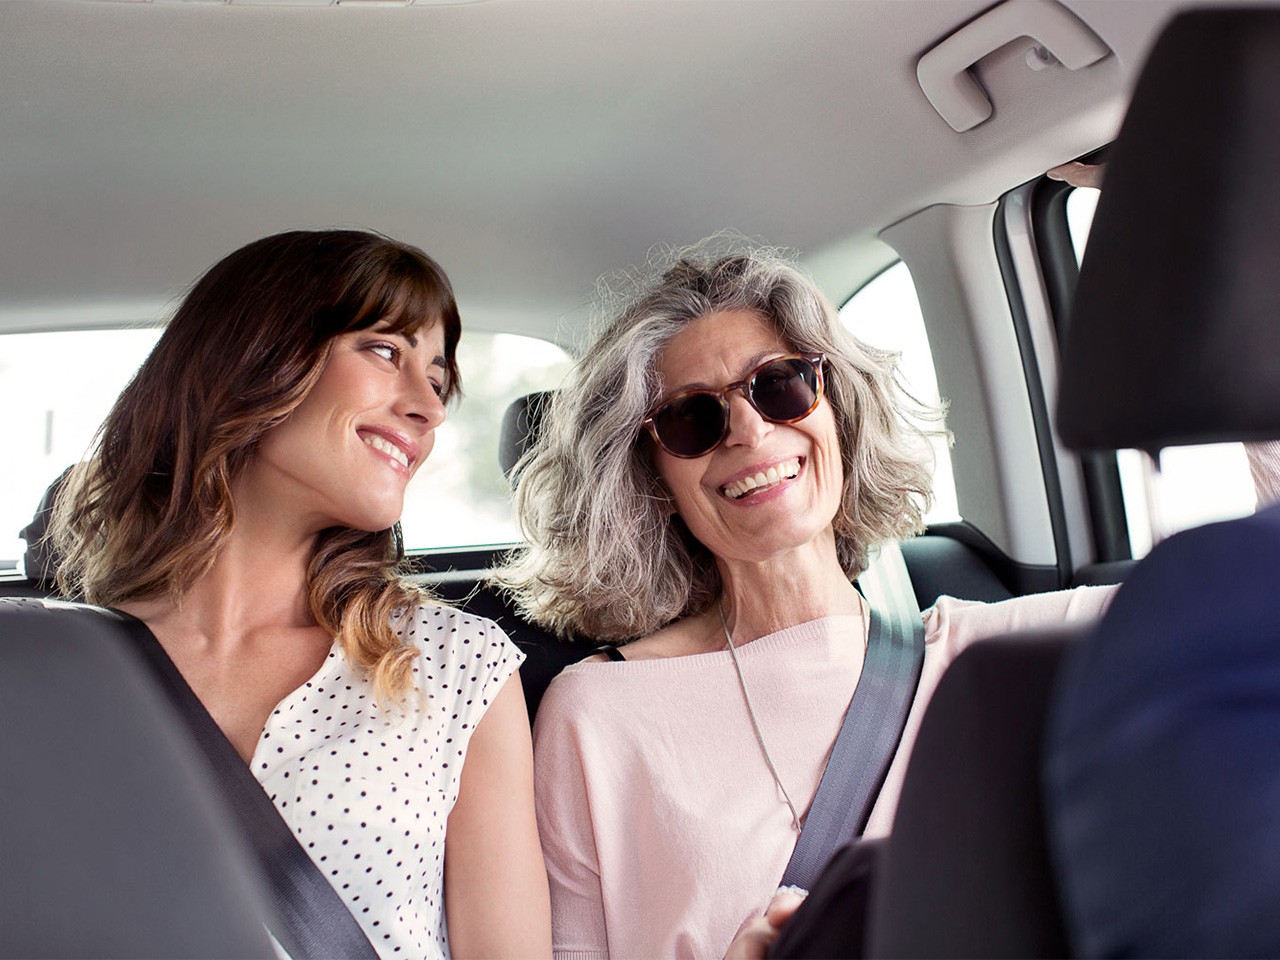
top-left (498, 390), bottom-right (553, 480)
top-left (1045, 10), bottom-right (1280, 956)
top-left (0, 599), bottom-right (274, 959)
top-left (867, 630), bottom-right (1078, 959)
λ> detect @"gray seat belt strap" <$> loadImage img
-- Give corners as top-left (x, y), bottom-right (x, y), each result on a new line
top-left (779, 540), bottom-right (927, 892)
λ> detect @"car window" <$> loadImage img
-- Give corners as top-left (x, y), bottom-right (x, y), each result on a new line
top-left (401, 332), bottom-right (572, 551)
top-left (0, 327), bottom-right (572, 573)
top-left (1067, 187), bottom-right (1257, 555)
top-left (0, 328), bottom-right (164, 574)
top-left (838, 262), bottom-right (960, 524)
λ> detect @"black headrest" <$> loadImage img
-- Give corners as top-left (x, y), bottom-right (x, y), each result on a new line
top-left (19, 467), bottom-right (70, 585)
top-left (1056, 8), bottom-right (1280, 455)
top-left (499, 391), bottom-right (553, 480)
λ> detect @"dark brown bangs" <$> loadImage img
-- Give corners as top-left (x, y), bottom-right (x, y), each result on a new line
top-left (344, 245), bottom-right (463, 402)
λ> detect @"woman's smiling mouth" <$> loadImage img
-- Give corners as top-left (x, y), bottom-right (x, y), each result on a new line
top-left (721, 458), bottom-right (802, 500)
top-left (360, 430), bottom-right (414, 470)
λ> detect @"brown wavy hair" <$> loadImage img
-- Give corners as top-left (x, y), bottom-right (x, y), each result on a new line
top-left (52, 229), bottom-right (461, 697)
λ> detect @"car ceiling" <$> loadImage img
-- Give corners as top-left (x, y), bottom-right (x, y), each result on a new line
top-left (0, 0), bottom-right (1219, 348)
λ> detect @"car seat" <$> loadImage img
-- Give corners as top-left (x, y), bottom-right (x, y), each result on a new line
top-left (1045, 8), bottom-right (1280, 956)
top-left (861, 629), bottom-right (1080, 958)
top-left (837, 8), bottom-right (1280, 957)
top-left (0, 599), bottom-right (275, 959)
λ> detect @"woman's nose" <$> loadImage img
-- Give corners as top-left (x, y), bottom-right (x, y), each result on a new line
top-left (396, 368), bottom-right (448, 432)
top-left (723, 390), bottom-right (770, 448)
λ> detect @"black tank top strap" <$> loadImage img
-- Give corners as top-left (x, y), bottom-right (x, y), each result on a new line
top-left (594, 643), bottom-right (627, 662)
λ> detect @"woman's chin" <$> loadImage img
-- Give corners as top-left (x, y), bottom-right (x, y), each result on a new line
top-left (328, 504), bottom-right (405, 536)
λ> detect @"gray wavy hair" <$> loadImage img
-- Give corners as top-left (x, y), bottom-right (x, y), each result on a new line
top-left (495, 243), bottom-right (942, 641)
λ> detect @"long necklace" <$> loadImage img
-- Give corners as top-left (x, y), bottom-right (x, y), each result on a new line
top-left (717, 597), bottom-right (868, 835)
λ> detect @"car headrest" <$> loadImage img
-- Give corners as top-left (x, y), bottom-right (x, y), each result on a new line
top-left (499, 391), bottom-right (554, 481)
top-left (1056, 8), bottom-right (1280, 456)
top-left (19, 467), bottom-right (70, 585)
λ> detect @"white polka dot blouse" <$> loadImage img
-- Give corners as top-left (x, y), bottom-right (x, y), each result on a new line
top-left (252, 604), bottom-right (523, 958)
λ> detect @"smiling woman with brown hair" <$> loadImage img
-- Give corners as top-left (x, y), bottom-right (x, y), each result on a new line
top-left (51, 229), bottom-right (550, 959)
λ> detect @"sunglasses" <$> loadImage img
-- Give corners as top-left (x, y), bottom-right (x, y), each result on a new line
top-left (643, 353), bottom-right (826, 458)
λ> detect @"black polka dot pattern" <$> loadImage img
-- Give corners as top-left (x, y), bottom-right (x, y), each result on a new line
top-left (253, 605), bottom-right (522, 958)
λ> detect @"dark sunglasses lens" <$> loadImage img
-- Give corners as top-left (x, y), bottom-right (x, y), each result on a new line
top-left (653, 392), bottom-right (727, 456)
top-left (750, 358), bottom-right (819, 421)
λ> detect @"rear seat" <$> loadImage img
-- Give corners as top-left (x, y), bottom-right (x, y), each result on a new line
top-left (415, 533), bottom-right (1019, 726)
top-left (900, 532), bottom-right (1011, 607)
top-left (6, 391), bottom-right (1045, 724)
top-left (418, 392), bottom-right (1029, 723)
top-left (422, 560), bottom-right (587, 725)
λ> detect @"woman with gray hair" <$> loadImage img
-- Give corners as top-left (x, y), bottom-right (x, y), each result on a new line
top-left (497, 247), bottom-right (1115, 959)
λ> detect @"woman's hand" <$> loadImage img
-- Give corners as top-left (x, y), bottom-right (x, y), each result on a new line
top-left (723, 888), bottom-right (807, 960)
top-left (1047, 161), bottom-right (1105, 189)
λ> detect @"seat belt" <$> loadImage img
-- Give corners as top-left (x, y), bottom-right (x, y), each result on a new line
top-left (92, 605), bottom-right (380, 960)
top-left (779, 540), bottom-right (926, 892)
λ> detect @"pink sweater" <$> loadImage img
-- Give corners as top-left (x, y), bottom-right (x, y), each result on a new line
top-left (533, 588), bottom-right (1113, 960)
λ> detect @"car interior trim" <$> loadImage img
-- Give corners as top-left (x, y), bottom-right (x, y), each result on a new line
top-left (883, 203), bottom-right (1058, 566)
top-left (1030, 170), bottom-right (1133, 564)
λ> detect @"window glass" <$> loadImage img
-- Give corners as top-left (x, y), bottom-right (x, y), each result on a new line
top-left (0, 328), bottom-right (572, 573)
top-left (0, 328), bottom-right (164, 573)
top-left (1116, 445), bottom-right (1257, 557)
top-left (1067, 186), bottom-right (1256, 555)
top-left (838, 262), bottom-right (960, 523)
top-left (401, 333), bottom-right (572, 550)
top-left (1066, 187), bottom-right (1100, 264)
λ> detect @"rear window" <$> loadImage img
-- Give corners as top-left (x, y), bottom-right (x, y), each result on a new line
top-left (401, 333), bottom-right (572, 551)
top-left (0, 327), bottom-right (571, 574)
top-left (839, 261), bottom-right (959, 524)
top-left (0, 328), bottom-right (163, 574)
